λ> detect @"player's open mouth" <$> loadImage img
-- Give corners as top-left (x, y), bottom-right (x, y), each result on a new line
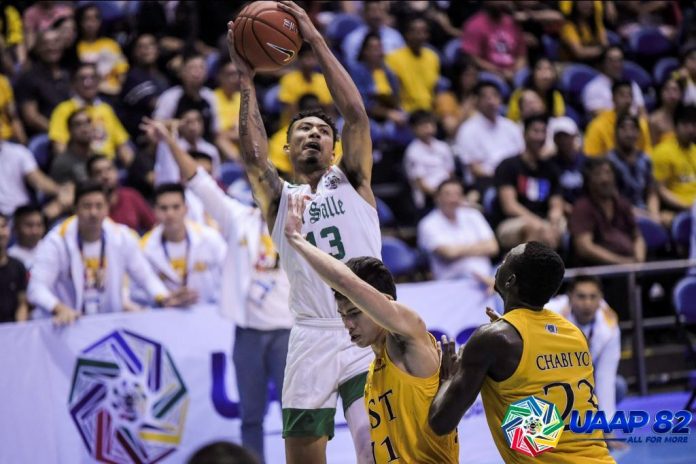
top-left (350, 334), bottom-right (360, 342)
top-left (303, 141), bottom-right (321, 151)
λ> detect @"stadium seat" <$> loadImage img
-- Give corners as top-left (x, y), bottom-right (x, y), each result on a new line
top-left (376, 197), bottom-right (395, 227)
top-left (262, 84), bottom-right (282, 115)
top-left (28, 134), bottom-right (52, 172)
top-left (637, 216), bottom-right (669, 250)
top-left (478, 71), bottom-right (510, 100)
top-left (623, 60), bottom-right (652, 91)
top-left (653, 57), bottom-right (680, 85)
top-left (671, 211), bottom-right (692, 248)
top-left (606, 29), bottom-right (622, 47)
top-left (443, 38), bottom-right (462, 67)
top-left (78, 0), bottom-right (124, 23)
top-left (672, 276), bottom-right (696, 411)
top-left (560, 64), bottom-right (598, 101)
top-left (564, 105), bottom-right (583, 129)
top-left (381, 236), bottom-right (418, 277)
top-left (220, 162), bottom-right (245, 188)
top-left (325, 14), bottom-right (363, 47)
top-left (541, 34), bottom-right (559, 61)
top-left (513, 67), bottom-right (530, 90)
top-left (628, 28), bottom-right (674, 59)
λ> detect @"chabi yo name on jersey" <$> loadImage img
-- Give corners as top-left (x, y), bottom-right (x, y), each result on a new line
top-left (535, 351), bottom-right (591, 371)
top-left (308, 196), bottom-right (346, 224)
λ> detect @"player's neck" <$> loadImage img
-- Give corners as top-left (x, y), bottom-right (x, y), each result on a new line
top-left (297, 169), bottom-right (327, 192)
top-left (371, 332), bottom-right (388, 356)
top-left (503, 297), bottom-right (544, 313)
top-left (164, 224), bottom-right (187, 243)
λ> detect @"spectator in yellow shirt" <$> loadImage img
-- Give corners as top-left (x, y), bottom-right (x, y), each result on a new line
top-left (385, 17), bottom-right (440, 113)
top-left (0, 73), bottom-right (26, 144)
top-left (652, 104), bottom-right (696, 210)
top-left (507, 57), bottom-right (566, 122)
top-left (585, 81), bottom-right (652, 157)
top-left (559, 0), bottom-right (608, 63)
top-left (213, 58), bottom-right (241, 161)
top-left (49, 63), bottom-right (133, 167)
top-left (278, 45), bottom-right (333, 125)
top-left (0, 4), bottom-right (27, 70)
top-left (75, 4), bottom-right (128, 96)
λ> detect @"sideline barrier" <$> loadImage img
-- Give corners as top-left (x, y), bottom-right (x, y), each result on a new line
top-left (0, 279), bottom-right (500, 463)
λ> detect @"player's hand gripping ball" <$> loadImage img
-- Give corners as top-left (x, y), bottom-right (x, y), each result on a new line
top-left (233, 1), bottom-right (303, 72)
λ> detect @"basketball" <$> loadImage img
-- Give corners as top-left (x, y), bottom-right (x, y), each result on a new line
top-left (234, 1), bottom-right (303, 72)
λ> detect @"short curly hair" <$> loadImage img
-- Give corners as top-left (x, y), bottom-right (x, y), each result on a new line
top-left (286, 109), bottom-right (339, 147)
top-left (508, 241), bottom-right (565, 307)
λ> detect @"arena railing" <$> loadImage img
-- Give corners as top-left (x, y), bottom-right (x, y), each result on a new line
top-left (564, 259), bottom-right (696, 396)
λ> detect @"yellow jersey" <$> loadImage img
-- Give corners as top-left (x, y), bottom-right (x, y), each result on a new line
top-left (385, 46), bottom-right (440, 112)
top-left (651, 137), bottom-right (696, 206)
top-left (365, 334), bottom-right (459, 464)
top-left (481, 308), bottom-right (614, 463)
top-left (584, 110), bottom-right (652, 157)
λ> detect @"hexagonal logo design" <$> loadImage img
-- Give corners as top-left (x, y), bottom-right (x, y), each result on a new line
top-left (501, 396), bottom-right (564, 457)
top-left (68, 329), bottom-right (189, 463)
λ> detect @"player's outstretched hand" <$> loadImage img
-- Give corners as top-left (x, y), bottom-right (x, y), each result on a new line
top-left (226, 21), bottom-right (255, 78)
top-left (284, 193), bottom-right (310, 240)
top-left (438, 334), bottom-right (463, 385)
top-left (140, 116), bottom-right (177, 143)
top-left (278, 1), bottom-right (321, 43)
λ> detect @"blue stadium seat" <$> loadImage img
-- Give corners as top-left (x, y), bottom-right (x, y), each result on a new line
top-left (376, 198), bottom-right (395, 227)
top-left (436, 76), bottom-right (451, 93)
top-left (628, 28), bottom-right (674, 58)
top-left (541, 35), bottom-right (559, 61)
top-left (653, 57), bottom-right (679, 85)
top-left (623, 60), bottom-right (652, 91)
top-left (478, 71), bottom-right (510, 100)
top-left (262, 84), bottom-right (282, 115)
top-left (671, 211), bottom-right (692, 248)
top-left (606, 30), bottom-right (622, 47)
top-left (443, 38), bottom-right (462, 67)
top-left (564, 105), bottom-right (583, 129)
top-left (28, 134), bottom-right (52, 171)
top-left (325, 14), bottom-right (363, 47)
top-left (220, 162), bottom-right (245, 188)
top-left (513, 67), bottom-right (530, 90)
top-left (637, 216), bottom-right (669, 250)
top-left (560, 64), bottom-right (598, 100)
top-left (381, 236), bottom-right (418, 277)
top-left (77, 0), bottom-right (124, 23)
top-left (672, 276), bottom-right (696, 411)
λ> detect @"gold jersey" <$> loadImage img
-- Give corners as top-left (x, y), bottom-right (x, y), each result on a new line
top-left (481, 308), bottom-right (615, 463)
top-left (365, 334), bottom-right (459, 463)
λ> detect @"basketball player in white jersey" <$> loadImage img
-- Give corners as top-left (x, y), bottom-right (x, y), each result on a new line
top-left (227, 2), bottom-right (379, 462)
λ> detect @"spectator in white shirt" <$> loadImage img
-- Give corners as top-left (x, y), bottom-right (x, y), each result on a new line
top-left (404, 110), bottom-right (455, 210)
top-left (8, 204), bottom-right (45, 270)
top-left (154, 108), bottom-right (221, 185)
top-left (582, 45), bottom-right (645, 116)
top-left (135, 183), bottom-right (226, 305)
top-left (0, 139), bottom-right (70, 221)
top-left (547, 275), bottom-right (626, 450)
top-left (455, 81), bottom-right (524, 193)
top-left (418, 179), bottom-right (498, 283)
top-left (341, 1), bottom-right (405, 70)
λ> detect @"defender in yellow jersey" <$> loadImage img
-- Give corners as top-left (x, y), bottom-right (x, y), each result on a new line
top-left (283, 194), bottom-right (459, 463)
top-left (430, 241), bottom-right (615, 463)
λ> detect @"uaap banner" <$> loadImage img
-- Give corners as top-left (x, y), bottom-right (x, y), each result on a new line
top-left (0, 279), bottom-right (500, 463)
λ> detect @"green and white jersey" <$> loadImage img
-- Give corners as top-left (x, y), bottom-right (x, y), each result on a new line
top-left (271, 165), bottom-right (381, 320)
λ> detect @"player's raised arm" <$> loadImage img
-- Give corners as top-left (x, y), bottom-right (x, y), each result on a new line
top-left (284, 194), bottom-right (422, 338)
top-left (279, 1), bottom-right (374, 204)
top-left (226, 21), bottom-right (283, 231)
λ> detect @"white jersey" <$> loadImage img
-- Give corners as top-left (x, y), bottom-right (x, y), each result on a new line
top-left (272, 166), bottom-right (381, 320)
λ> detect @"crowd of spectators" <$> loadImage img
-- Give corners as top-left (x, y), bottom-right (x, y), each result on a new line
top-left (1, 0), bottom-right (696, 325)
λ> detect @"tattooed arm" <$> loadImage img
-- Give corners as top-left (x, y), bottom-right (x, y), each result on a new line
top-left (227, 21), bottom-right (283, 231)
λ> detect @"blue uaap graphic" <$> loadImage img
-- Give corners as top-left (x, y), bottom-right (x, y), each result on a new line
top-left (569, 409), bottom-right (693, 444)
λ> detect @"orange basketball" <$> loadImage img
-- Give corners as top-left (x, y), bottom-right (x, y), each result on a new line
top-left (234, 1), bottom-right (303, 72)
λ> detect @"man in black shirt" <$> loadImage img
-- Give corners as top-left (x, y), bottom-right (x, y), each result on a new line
top-left (494, 115), bottom-right (565, 250)
top-left (0, 213), bottom-right (29, 323)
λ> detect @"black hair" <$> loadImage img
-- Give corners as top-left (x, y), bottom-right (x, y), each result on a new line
top-left (567, 275), bottom-right (603, 294)
top-left (450, 54), bottom-right (476, 100)
top-left (86, 154), bottom-right (109, 176)
top-left (182, 50), bottom-right (205, 65)
top-left (174, 106), bottom-right (202, 120)
top-left (189, 150), bottom-right (213, 163)
top-left (286, 109), bottom-right (338, 146)
top-left (74, 180), bottom-right (109, 206)
top-left (408, 110), bottom-right (436, 127)
top-left (474, 80), bottom-right (500, 97)
top-left (599, 44), bottom-right (624, 64)
top-left (569, 1), bottom-right (600, 42)
top-left (527, 56), bottom-right (557, 112)
top-left (611, 79), bottom-right (632, 96)
top-left (187, 441), bottom-right (259, 464)
top-left (435, 178), bottom-right (462, 195)
top-left (75, 2), bottom-right (102, 40)
top-left (67, 107), bottom-right (90, 129)
top-left (523, 113), bottom-right (548, 132)
top-left (73, 61), bottom-right (98, 80)
top-left (13, 204), bottom-right (43, 223)
top-left (674, 104), bottom-right (696, 126)
top-left (507, 241), bottom-right (565, 307)
top-left (333, 257), bottom-right (397, 303)
top-left (581, 157), bottom-right (614, 192)
top-left (357, 31), bottom-right (381, 63)
top-left (615, 110), bottom-right (639, 133)
top-left (154, 182), bottom-right (186, 202)
top-left (298, 93), bottom-right (321, 112)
